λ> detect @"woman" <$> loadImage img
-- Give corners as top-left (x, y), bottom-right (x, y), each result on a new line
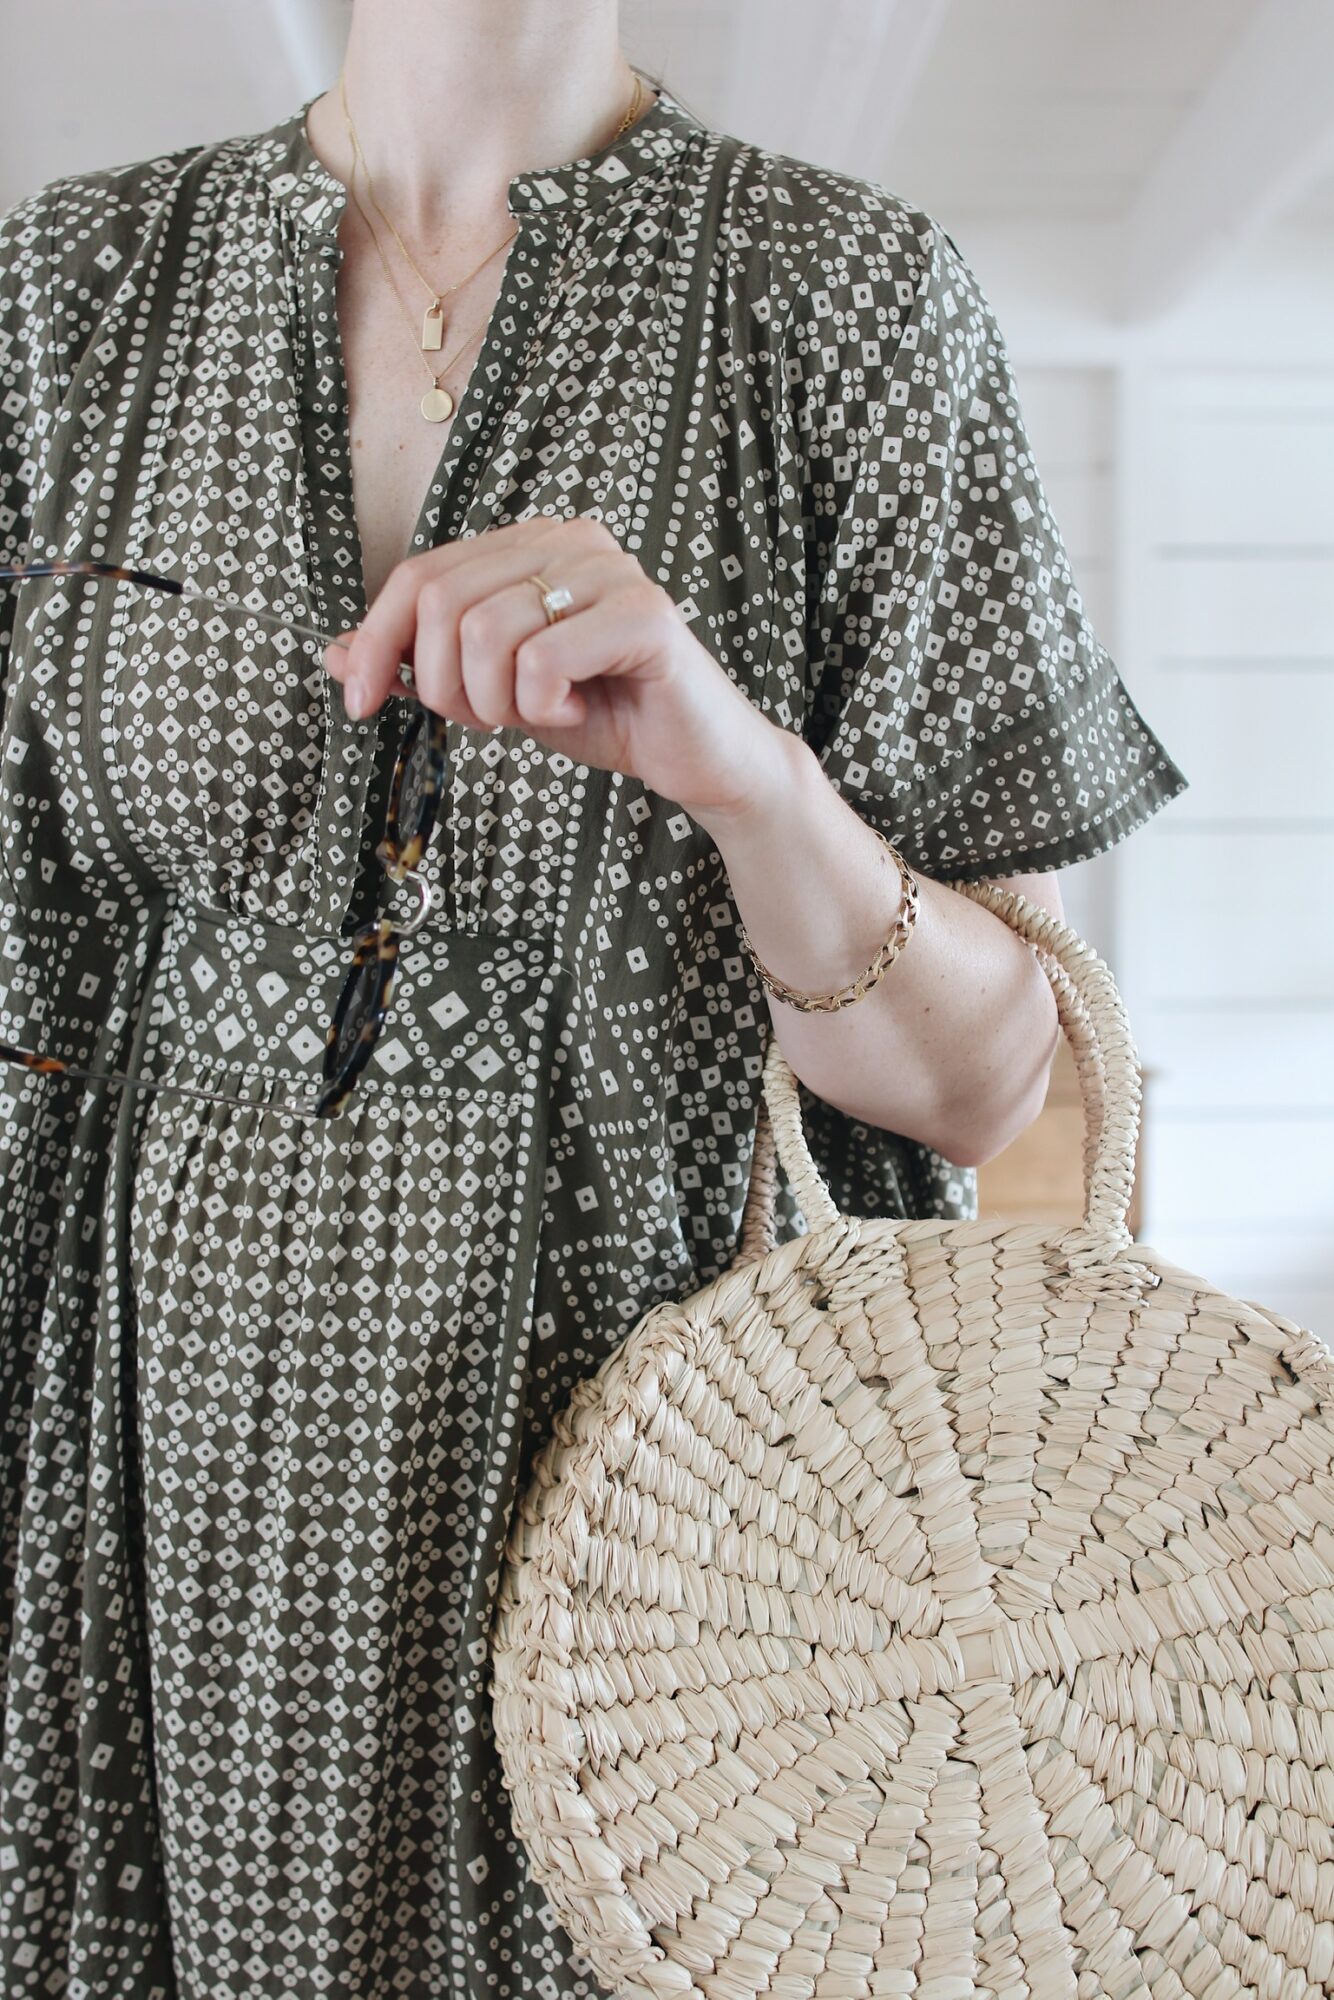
top-left (0, 2), bottom-right (1190, 1994)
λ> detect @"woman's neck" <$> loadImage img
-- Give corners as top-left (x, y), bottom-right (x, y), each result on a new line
top-left (304, 0), bottom-right (640, 244)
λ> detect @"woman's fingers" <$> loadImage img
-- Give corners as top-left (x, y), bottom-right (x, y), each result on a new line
top-left (334, 518), bottom-right (627, 720)
top-left (322, 631), bottom-right (358, 682)
top-left (458, 555), bottom-right (652, 728)
top-left (322, 629), bottom-right (415, 709)
top-left (338, 521), bottom-right (551, 716)
top-left (412, 579), bottom-right (489, 730)
top-left (339, 564), bottom-right (430, 716)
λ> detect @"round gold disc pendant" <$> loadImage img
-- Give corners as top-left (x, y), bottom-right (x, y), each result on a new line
top-left (420, 386), bottom-right (455, 424)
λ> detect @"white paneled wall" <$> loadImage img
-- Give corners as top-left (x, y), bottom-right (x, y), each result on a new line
top-left (1004, 358), bottom-right (1333, 1344)
top-left (1011, 366), bottom-right (1121, 962)
top-left (1115, 367), bottom-right (1334, 1337)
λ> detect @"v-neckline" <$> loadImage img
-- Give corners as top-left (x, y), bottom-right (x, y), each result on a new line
top-left (281, 76), bottom-right (691, 616)
top-left (269, 75), bottom-right (702, 931)
top-left (292, 207), bottom-right (565, 931)
top-left (327, 220), bottom-right (542, 624)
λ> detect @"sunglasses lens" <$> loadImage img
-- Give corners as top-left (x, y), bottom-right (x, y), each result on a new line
top-left (321, 927), bottom-right (397, 1107)
top-left (381, 708), bottom-right (448, 880)
top-left (332, 959), bottom-right (380, 1073)
top-left (397, 716), bottom-right (434, 845)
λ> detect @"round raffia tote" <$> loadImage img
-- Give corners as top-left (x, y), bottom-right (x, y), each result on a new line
top-left (490, 880), bottom-right (1334, 2000)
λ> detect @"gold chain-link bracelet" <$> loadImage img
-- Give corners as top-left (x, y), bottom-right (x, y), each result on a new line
top-left (737, 825), bottom-right (920, 1012)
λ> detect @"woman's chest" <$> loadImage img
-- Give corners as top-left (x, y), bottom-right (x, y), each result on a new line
top-left (333, 228), bottom-right (503, 607)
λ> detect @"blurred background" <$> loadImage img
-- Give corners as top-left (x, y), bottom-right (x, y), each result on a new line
top-left (2, 0), bottom-right (1332, 1334)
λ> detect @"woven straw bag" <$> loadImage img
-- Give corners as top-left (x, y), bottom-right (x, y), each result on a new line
top-left (490, 881), bottom-right (1334, 2000)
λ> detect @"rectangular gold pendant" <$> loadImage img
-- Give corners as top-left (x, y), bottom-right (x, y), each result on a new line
top-left (421, 302), bottom-right (444, 352)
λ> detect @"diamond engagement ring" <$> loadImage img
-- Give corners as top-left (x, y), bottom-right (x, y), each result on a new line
top-left (527, 573), bottom-right (574, 625)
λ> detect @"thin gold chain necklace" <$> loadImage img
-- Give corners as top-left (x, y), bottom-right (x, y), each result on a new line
top-left (339, 69), bottom-right (520, 355)
top-left (338, 68), bottom-right (646, 425)
top-left (339, 116), bottom-right (494, 422)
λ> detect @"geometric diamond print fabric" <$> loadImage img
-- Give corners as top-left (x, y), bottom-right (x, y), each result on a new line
top-left (0, 78), bottom-right (1188, 1999)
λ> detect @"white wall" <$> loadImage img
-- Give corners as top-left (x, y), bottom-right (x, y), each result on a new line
top-left (1124, 364), bottom-right (1334, 1335)
top-left (1010, 366), bottom-right (1120, 969)
top-left (964, 218), bottom-right (1334, 1337)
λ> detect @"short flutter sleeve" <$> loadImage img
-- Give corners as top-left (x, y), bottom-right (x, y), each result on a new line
top-left (786, 197), bottom-right (1189, 882)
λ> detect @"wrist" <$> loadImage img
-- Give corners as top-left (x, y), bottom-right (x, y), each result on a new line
top-left (686, 723), bottom-right (818, 848)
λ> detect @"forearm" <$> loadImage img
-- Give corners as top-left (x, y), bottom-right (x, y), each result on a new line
top-left (690, 725), bottom-right (1061, 1168)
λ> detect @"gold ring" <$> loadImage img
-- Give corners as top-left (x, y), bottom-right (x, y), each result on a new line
top-left (527, 573), bottom-right (575, 625)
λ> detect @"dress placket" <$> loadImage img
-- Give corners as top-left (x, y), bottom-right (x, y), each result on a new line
top-left (288, 199), bottom-right (563, 938)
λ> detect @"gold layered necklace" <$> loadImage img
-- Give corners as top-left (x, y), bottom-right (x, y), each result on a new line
top-left (338, 68), bottom-right (646, 424)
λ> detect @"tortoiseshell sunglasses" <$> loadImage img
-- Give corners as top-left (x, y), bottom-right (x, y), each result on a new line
top-left (0, 558), bottom-right (449, 1120)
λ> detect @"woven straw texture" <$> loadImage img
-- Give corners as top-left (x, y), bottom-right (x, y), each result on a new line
top-left (491, 883), bottom-right (1334, 2000)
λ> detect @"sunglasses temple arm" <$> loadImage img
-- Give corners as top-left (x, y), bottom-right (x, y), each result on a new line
top-left (177, 581), bottom-right (352, 656)
top-left (0, 562), bottom-right (353, 658)
top-left (181, 584), bottom-right (421, 700)
top-left (0, 565), bottom-right (430, 685)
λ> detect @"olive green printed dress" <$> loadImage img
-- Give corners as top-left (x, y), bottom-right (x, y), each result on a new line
top-left (0, 80), bottom-right (1189, 2000)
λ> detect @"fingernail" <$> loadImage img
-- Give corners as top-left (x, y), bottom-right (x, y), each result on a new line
top-left (346, 676), bottom-right (368, 717)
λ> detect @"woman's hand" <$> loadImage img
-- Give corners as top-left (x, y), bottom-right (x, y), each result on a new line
top-left (322, 514), bottom-right (789, 826)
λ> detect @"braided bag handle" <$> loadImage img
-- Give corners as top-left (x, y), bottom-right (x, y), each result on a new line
top-left (737, 880), bottom-right (1144, 1293)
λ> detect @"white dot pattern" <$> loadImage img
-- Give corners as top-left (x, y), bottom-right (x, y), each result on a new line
top-left (0, 80), bottom-right (1188, 1998)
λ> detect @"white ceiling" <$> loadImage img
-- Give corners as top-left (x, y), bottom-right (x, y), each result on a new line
top-left (2, 0), bottom-right (1332, 256)
top-left (885, 0), bottom-right (1259, 223)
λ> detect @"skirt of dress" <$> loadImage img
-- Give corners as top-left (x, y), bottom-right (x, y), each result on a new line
top-left (125, 900), bottom-right (608, 2000)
